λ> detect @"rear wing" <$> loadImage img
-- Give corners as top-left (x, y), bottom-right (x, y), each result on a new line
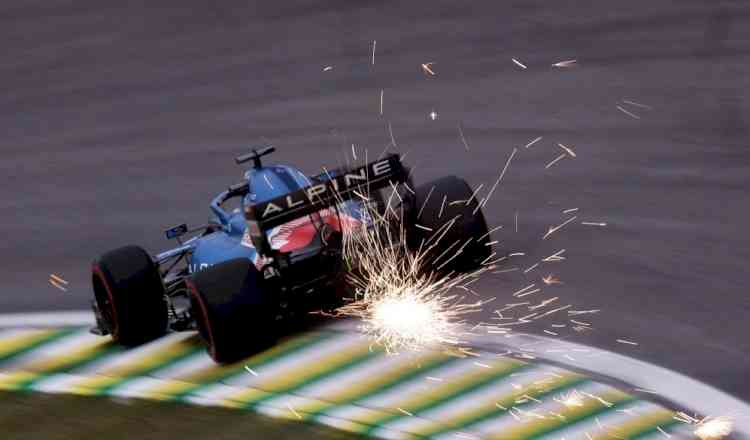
top-left (244, 154), bottom-right (407, 255)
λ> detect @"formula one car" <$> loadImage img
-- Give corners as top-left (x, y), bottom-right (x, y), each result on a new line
top-left (91, 147), bottom-right (492, 362)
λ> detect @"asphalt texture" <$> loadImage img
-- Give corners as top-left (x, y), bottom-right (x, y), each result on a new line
top-left (1, 0), bottom-right (749, 405)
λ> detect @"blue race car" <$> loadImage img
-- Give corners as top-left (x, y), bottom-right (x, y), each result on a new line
top-left (91, 147), bottom-right (492, 362)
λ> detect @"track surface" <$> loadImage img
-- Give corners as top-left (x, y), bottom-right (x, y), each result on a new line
top-left (2, 0), bottom-right (749, 404)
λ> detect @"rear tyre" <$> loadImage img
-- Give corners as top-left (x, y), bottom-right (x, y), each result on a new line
top-left (187, 258), bottom-right (277, 363)
top-left (407, 176), bottom-right (492, 272)
top-left (92, 245), bottom-right (168, 346)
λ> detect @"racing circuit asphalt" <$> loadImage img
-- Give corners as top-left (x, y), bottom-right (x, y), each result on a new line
top-left (2, 0), bottom-right (749, 406)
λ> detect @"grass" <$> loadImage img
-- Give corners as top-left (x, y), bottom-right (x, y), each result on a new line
top-left (0, 391), bottom-right (366, 440)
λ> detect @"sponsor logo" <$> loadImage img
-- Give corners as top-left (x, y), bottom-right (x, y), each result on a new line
top-left (255, 157), bottom-right (396, 221)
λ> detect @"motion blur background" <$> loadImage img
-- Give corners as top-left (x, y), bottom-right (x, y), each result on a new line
top-left (1, 0), bottom-right (748, 404)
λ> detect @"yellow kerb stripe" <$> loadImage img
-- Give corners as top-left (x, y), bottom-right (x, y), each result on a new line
top-left (589, 407), bottom-right (676, 440)
top-left (65, 337), bottom-right (197, 395)
top-left (224, 339), bottom-right (375, 406)
top-left (0, 371), bottom-right (39, 390)
top-left (488, 388), bottom-right (632, 440)
top-left (0, 329), bottom-right (60, 359)
top-left (19, 338), bottom-right (113, 374)
top-left (411, 371), bottom-right (582, 437)
top-left (295, 351), bottom-right (449, 417)
top-left (349, 358), bottom-right (522, 428)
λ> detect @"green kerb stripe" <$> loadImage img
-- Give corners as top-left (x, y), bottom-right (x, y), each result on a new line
top-left (517, 396), bottom-right (638, 440)
top-left (424, 376), bottom-right (589, 438)
top-left (308, 354), bottom-right (462, 420)
top-left (170, 331), bottom-right (339, 401)
top-left (0, 329), bottom-right (78, 366)
top-left (363, 361), bottom-right (530, 435)
top-left (18, 343), bottom-right (123, 391)
top-left (630, 418), bottom-right (683, 440)
top-left (97, 344), bottom-right (205, 396)
top-left (243, 348), bottom-right (385, 409)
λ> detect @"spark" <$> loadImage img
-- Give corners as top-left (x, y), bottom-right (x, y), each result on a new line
top-left (563, 208), bottom-right (578, 214)
top-left (371, 40), bottom-right (376, 65)
top-left (478, 148), bottom-right (517, 211)
top-left (509, 252), bottom-right (525, 257)
top-left (570, 319), bottom-right (591, 326)
top-left (438, 195), bottom-right (447, 218)
top-left (555, 390), bottom-right (585, 408)
top-left (529, 297), bottom-right (559, 310)
top-left (616, 105), bottom-right (641, 119)
top-left (544, 330), bottom-right (558, 336)
top-left (478, 225), bottom-right (504, 242)
top-left (524, 136), bottom-right (543, 149)
top-left (430, 110), bottom-right (438, 121)
top-left (552, 59), bottom-right (577, 68)
top-left (524, 263), bottom-right (539, 273)
top-left (513, 284), bottom-right (537, 297)
top-left (543, 216), bottom-right (578, 240)
top-left (426, 376), bottom-right (443, 382)
top-left (49, 279), bottom-right (68, 292)
top-left (633, 387), bottom-right (658, 394)
top-left (287, 403), bottom-right (302, 419)
top-left (508, 407), bottom-right (522, 422)
top-left (512, 58), bottom-right (528, 69)
top-left (616, 338), bottom-right (639, 346)
top-left (474, 361), bottom-right (491, 368)
top-left (582, 221), bottom-right (607, 227)
top-left (421, 62), bottom-right (436, 75)
top-left (519, 394), bottom-right (542, 404)
top-left (542, 274), bottom-right (562, 285)
top-left (397, 407), bottom-right (413, 416)
top-left (492, 267), bottom-right (519, 274)
top-left (622, 99), bottom-right (652, 110)
top-left (581, 391), bottom-right (613, 407)
top-left (323, 66), bottom-right (333, 71)
top-left (244, 366), bottom-right (258, 376)
top-left (674, 412), bottom-right (700, 424)
top-left (380, 89), bottom-right (384, 115)
top-left (596, 416), bottom-right (605, 430)
top-left (496, 402), bottom-right (507, 410)
top-left (336, 193), bottom-right (489, 352)
top-left (351, 144), bottom-right (357, 160)
top-left (516, 289), bottom-right (542, 298)
top-left (557, 143), bottom-right (577, 157)
top-left (457, 124), bottom-right (470, 151)
top-left (534, 304), bottom-right (572, 319)
top-left (49, 273), bottom-right (69, 292)
top-left (515, 211), bottom-right (519, 233)
top-left (50, 274), bottom-right (68, 285)
top-left (694, 416), bottom-right (734, 440)
top-left (388, 121), bottom-right (397, 148)
top-left (543, 249), bottom-right (567, 262)
top-left (568, 309), bottom-right (600, 316)
top-left (657, 426), bottom-right (672, 438)
top-left (465, 184), bottom-right (484, 206)
top-left (545, 153), bottom-right (567, 169)
top-left (414, 224), bottom-right (434, 232)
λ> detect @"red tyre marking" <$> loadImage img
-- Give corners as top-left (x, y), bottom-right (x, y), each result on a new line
top-left (185, 278), bottom-right (218, 361)
top-left (92, 263), bottom-right (120, 340)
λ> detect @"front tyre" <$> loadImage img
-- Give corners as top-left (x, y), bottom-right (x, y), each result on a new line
top-left (187, 258), bottom-right (277, 363)
top-left (92, 245), bottom-right (168, 346)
